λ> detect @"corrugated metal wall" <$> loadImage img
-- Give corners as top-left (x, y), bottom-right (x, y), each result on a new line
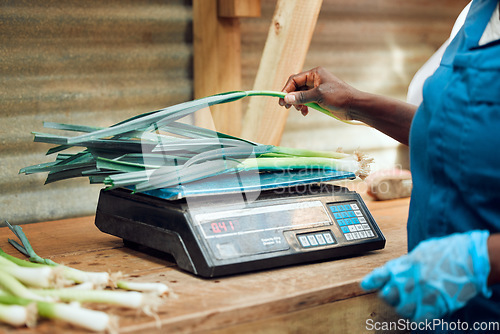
top-left (1, 0), bottom-right (193, 224)
top-left (1, 0), bottom-right (470, 224)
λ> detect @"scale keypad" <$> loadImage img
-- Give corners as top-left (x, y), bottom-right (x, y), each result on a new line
top-left (328, 202), bottom-right (375, 241)
top-left (297, 231), bottom-right (336, 248)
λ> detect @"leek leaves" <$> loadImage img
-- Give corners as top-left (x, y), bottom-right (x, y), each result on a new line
top-left (20, 91), bottom-right (371, 192)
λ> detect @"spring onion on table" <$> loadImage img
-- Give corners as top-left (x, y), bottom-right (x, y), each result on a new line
top-left (20, 91), bottom-right (372, 192)
top-left (0, 222), bottom-right (169, 332)
top-left (5, 222), bottom-right (170, 296)
top-left (0, 302), bottom-right (35, 327)
top-left (10, 91), bottom-right (371, 331)
top-left (0, 293), bottom-right (113, 332)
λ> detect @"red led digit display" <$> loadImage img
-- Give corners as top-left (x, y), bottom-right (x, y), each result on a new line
top-left (211, 222), bottom-right (221, 233)
top-left (209, 220), bottom-right (237, 234)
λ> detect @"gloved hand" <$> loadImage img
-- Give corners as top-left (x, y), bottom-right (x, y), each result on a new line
top-left (361, 230), bottom-right (492, 321)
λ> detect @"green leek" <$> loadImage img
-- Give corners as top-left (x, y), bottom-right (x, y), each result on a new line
top-left (0, 222), bottom-right (169, 331)
top-left (5, 221), bottom-right (169, 296)
top-left (30, 288), bottom-right (147, 309)
top-left (20, 90), bottom-right (372, 193)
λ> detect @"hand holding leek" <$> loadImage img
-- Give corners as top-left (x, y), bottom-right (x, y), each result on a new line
top-left (280, 66), bottom-right (360, 120)
top-left (280, 67), bottom-right (418, 146)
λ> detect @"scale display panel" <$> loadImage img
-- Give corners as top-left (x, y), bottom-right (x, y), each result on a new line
top-left (194, 201), bottom-right (331, 260)
top-left (95, 184), bottom-right (385, 278)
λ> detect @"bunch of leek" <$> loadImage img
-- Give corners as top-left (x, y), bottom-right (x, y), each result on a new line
top-left (20, 91), bottom-right (371, 192)
top-left (0, 222), bottom-right (169, 332)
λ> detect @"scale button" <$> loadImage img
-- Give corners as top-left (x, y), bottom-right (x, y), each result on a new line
top-left (343, 218), bottom-right (351, 225)
top-left (337, 205), bottom-right (345, 212)
top-left (307, 235), bottom-right (319, 246)
top-left (345, 233), bottom-right (353, 241)
top-left (323, 233), bottom-right (335, 244)
top-left (330, 206), bottom-right (338, 213)
top-left (315, 234), bottom-right (327, 245)
top-left (350, 203), bottom-right (359, 210)
top-left (298, 235), bottom-right (311, 247)
top-left (359, 217), bottom-right (367, 223)
top-left (343, 204), bottom-right (351, 211)
top-left (355, 224), bottom-right (364, 232)
top-left (337, 219), bottom-right (345, 226)
top-left (334, 212), bottom-right (342, 219)
top-left (366, 230), bottom-right (375, 237)
top-left (216, 243), bottom-right (239, 259)
top-left (351, 232), bottom-right (361, 239)
top-left (354, 210), bottom-right (363, 217)
top-left (348, 211), bottom-right (356, 218)
top-left (341, 226), bottom-right (350, 233)
top-left (348, 225), bottom-right (357, 233)
top-left (341, 212), bottom-right (350, 218)
top-left (362, 224), bottom-right (370, 230)
top-left (351, 218), bottom-right (360, 224)
top-left (359, 231), bottom-right (368, 238)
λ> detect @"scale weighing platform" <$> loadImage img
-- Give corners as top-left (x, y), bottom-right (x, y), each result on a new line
top-left (95, 169), bottom-right (385, 278)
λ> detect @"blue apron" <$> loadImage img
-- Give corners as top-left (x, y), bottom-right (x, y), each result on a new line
top-left (409, 0), bottom-right (500, 330)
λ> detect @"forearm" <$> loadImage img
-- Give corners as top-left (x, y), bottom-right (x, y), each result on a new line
top-left (348, 91), bottom-right (417, 146)
top-left (488, 233), bottom-right (500, 286)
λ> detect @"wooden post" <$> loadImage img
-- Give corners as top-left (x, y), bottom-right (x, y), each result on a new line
top-left (193, 0), bottom-right (260, 137)
top-left (218, 0), bottom-right (261, 18)
top-left (241, 0), bottom-right (322, 145)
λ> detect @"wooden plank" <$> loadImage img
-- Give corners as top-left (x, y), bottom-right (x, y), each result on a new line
top-left (218, 0), bottom-right (261, 18)
top-left (241, 0), bottom-right (323, 145)
top-left (0, 196), bottom-right (409, 333)
top-left (210, 293), bottom-right (407, 334)
top-left (193, 0), bottom-right (242, 136)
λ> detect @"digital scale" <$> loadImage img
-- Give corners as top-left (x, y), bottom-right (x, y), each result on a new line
top-left (95, 169), bottom-right (385, 278)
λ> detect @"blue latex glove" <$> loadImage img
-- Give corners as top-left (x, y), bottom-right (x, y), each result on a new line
top-left (361, 230), bottom-right (492, 321)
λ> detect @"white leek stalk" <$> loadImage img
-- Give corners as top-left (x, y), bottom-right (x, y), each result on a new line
top-left (0, 271), bottom-right (51, 302)
top-left (0, 248), bottom-right (109, 288)
top-left (0, 265), bottom-right (54, 289)
top-left (31, 288), bottom-right (145, 309)
top-left (0, 255), bottom-right (55, 288)
top-left (116, 281), bottom-right (169, 295)
top-left (0, 293), bottom-right (113, 332)
top-left (38, 301), bottom-right (112, 332)
top-left (0, 303), bottom-right (34, 327)
top-left (57, 266), bottom-right (110, 287)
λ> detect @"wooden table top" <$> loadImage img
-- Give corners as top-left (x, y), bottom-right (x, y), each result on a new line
top-left (0, 196), bottom-right (410, 333)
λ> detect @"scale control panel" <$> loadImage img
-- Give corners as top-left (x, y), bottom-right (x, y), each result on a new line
top-left (328, 201), bottom-right (376, 241)
top-left (193, 197), bottom-right (383, 263)
top-left (296, 230), bottom-right (336, 248)
top-left (295, 201), bottom-right (377, 249)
